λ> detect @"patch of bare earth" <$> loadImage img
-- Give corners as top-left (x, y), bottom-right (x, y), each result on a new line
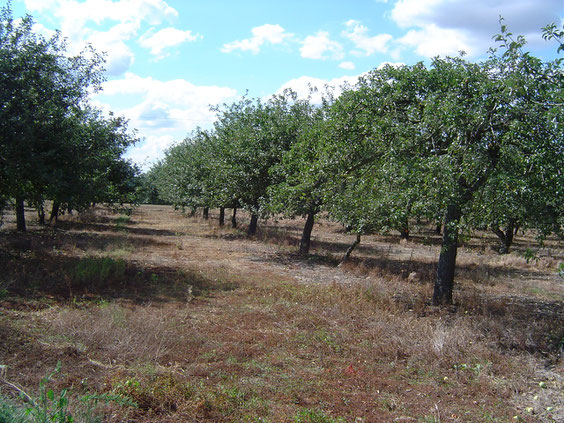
top-left (0, 205), bottom-right (562, 422)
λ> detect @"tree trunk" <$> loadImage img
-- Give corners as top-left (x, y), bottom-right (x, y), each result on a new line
top-left (203, 207), bottom-right (209, 220)
top-left (231, 207), bottom-right (237, 228)
top-left (15, 196), bottom-right (26, 232)
top-left (433, 203), bottom-right (462, 305)
top-left (399, 220), bottom-right (410, 240)
top-left (49, 201), bottom-right (60, 223)
top-left (299, 211), bottom-right (316, 255)
top-left (342, 233), bottom-right (361, 262)
top-left (247, 213), bottom-right (258, 235)
top-left (435, 223), bottom-right (442, 235)
top-left (399, 211), bottom-right (410, 240)
top-left (219, 207), bottom-right (225, 226)
top-left (37, 202), bottom-right (45, 225)
top-left (492, 219), bottom-right (519, 254)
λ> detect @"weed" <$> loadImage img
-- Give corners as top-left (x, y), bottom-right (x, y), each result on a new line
top-left (294, 408), bottom-right (346, 423)
top-left (0, 362), bottom-right (136, 423)
top-left (453, 362), bottom-right (488, 376)
top-left (378, 393), bottom-right (402, 412)
top-left (112, 374), bottom-right (189, 413)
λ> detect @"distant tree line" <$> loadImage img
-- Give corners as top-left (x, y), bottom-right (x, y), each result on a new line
top-left (0, 5), bottom-right (139, 231)
top-left (144, 23), bottom-right (564, 305)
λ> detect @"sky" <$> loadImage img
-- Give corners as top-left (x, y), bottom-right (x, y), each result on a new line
top-left (10, 0), bottom-right (564, 170)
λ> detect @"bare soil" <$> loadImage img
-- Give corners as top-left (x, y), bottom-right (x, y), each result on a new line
top-left (0, 205), bottom-right (562, 422)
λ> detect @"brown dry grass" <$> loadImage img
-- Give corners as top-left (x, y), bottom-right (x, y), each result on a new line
top-left (0, 205), bottom-right (562, 422)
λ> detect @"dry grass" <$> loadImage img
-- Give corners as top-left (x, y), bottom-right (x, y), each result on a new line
top-left (0, 205), bottom-right (562, 422)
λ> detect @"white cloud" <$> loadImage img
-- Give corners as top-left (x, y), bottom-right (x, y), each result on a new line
top-left (342, 20), bottom-right (393, 56)
top-left (102, 73), bottom-right (237, 109)
top-left (97, 73), bottom-right (238, 168)
top-left (86, 23), bottom-right (138, 75)
top-left (47, 0), bottom-right (177, 41)
top-left (24, 0), bottom-right (58, 12)
top-left (300, 31), bottom-right (344, 60)
top-left (339, 61), bottom-right (356, 70)
top-left (139, 27), bottom-right (202, 58)
top-left (397, 24), bottom-right (473, 57)
top-left (124, 135), bottom-right (176, 169)
top-left (222, 24), bottom-right (293, 54)
top-left (391, 0), bottom-right (444, 29)
top-left (390, 0), bottom-right (563, 58)
top-left (24, 0), bottom-right (180, 75)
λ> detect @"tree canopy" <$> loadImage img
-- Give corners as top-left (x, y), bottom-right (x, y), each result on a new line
top-left (0, 5), bottom-right (138, 230)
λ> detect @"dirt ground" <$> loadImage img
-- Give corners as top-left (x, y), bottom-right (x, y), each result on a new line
top-left (0, 205), bottom-right (562, 422)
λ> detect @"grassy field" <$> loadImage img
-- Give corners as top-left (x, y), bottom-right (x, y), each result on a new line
top-left (0, 205), bottom-right (562, 422)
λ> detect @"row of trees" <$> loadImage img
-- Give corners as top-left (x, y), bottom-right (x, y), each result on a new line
top-left (150, 23), bottom-right (563, 305)
top-left (0, 5), bottom-right (139, 231)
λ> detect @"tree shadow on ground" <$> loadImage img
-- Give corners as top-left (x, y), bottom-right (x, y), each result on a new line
top-left (0, 225), bottom-right (172, 253)
top-left (1, 248), bottom-right (236, 306)
top-left (0, 230), bottom-right (236, 307)
top-left (53, 220), bottom-right (180, 237)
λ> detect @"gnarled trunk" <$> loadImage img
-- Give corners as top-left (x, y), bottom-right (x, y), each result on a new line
top-left (342, 233), bottom-right (361, 262)
top-left (433, 203), bottom-right (462, 305)
top-left (492, 219), bottom-right (519, 254)
top-left (299, 211), bottom-right (316, 255)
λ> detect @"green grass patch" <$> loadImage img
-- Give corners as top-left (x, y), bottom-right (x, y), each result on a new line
top-left (72, 257), bottom-right (126, 289)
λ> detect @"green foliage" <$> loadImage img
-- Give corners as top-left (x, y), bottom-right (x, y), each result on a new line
top-left (0, 362), bottom-right (135, 423)
top-left (133, 169), bottom-right (169, 205)
top-left (0, 397), bottom-right (29, 423)
top-left (542, 22), bottom-right (564, 54)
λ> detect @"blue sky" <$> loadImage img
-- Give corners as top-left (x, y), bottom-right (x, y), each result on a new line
top-left (10, 0), bottom-right (564, 169)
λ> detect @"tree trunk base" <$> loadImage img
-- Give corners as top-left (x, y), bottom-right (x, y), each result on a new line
top-left (299, 212), bottom-right (315, 255)
top-left (231, 207), bottom-right (237, 228)
top-left (219, 207), bottom-right (225, 226)
top-left (247, 214), bottom-right (258, 235)
top-left (432, 204), bottom-right (461, 305)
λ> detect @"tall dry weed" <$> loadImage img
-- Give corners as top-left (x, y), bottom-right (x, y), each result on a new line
top-left (51, 303), bottom-right (198, 365)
